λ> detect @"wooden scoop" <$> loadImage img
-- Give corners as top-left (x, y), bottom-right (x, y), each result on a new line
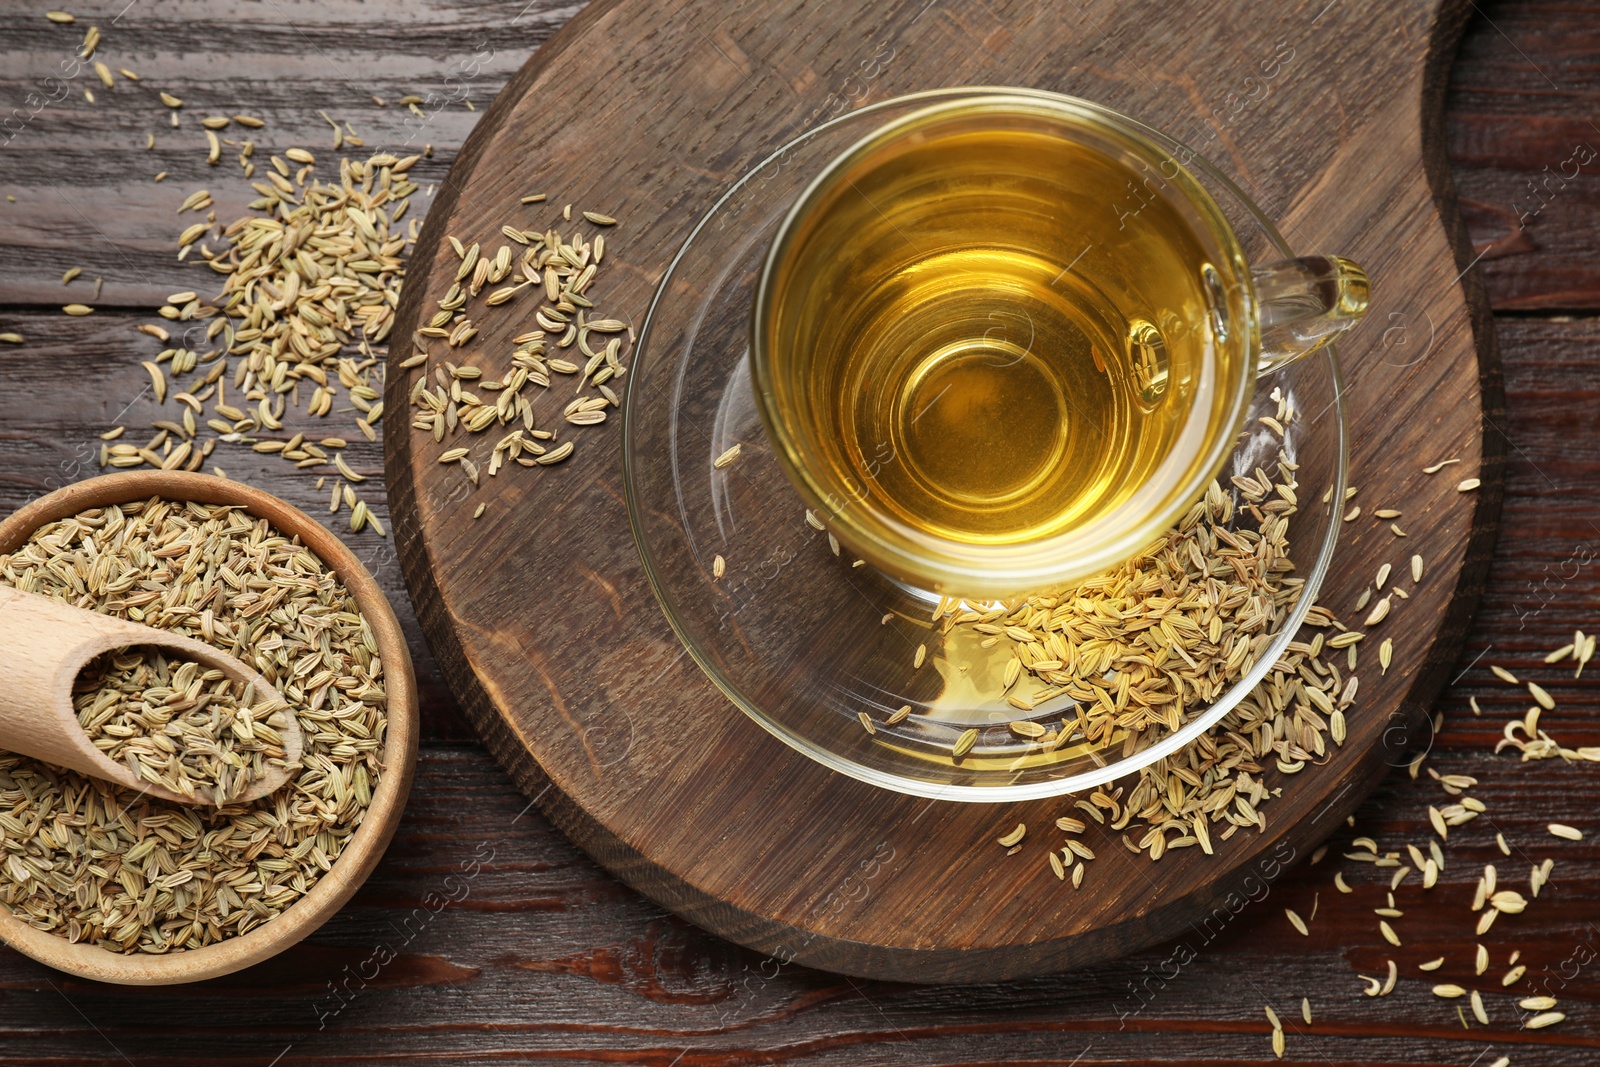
top-left (0, 586), bottom-right (302, 805)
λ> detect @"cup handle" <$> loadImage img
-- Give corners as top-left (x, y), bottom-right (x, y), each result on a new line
top-left (1252, 255), bottom-right (1371, 375)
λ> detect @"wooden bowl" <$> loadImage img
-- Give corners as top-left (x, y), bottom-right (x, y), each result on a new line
top-left (0, 472), bottom-right (419, 984)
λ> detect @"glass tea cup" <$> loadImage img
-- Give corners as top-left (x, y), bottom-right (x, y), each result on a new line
top-left (750, 90), bottom-right (1368, 601)
top-left (624, 87), bottom-right (1353, 799)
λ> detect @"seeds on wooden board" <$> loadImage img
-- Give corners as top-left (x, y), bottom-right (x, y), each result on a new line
top-left (407, 202), bottom-right (631, 500)
top-left (0, 498), bottom-right (386, 954)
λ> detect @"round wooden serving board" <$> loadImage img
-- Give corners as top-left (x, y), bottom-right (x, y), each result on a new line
top-left (385, 0), bottom-right (1503, 982)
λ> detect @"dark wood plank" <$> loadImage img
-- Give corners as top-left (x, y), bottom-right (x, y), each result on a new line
top-left (385, 0), bottom-right (1501, 981)
top-left (0, 722), bottom-right (1593, 1065)
top-left (0, 0), bottom-right (1592, 1060)
top-left (0, 0), bottom-right (563, 306)
top-left (1445, 0), bottom-right (1600, 310)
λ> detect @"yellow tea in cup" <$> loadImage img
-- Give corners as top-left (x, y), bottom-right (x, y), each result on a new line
top-left (753, 93), bottom-right (1367, 598)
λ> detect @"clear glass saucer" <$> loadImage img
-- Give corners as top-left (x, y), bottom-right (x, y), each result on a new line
top-left (622, 88), bottom-right (1346, 802)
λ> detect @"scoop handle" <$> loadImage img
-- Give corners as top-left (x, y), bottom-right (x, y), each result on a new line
top-left (0, 586), bottom-right (301, 805)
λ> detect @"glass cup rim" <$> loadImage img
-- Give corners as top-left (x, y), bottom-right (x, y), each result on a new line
top-left (748, 87), bottom-right (1260, 599)
top-left (623, 86), bottom-right (1348, 801)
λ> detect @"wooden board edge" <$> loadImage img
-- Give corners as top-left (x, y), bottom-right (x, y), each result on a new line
top-left (1399, 0), bottom-right (1507, 740)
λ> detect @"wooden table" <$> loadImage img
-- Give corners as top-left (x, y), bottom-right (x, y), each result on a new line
top-left (0, 1), bottom-right (1595, 1062)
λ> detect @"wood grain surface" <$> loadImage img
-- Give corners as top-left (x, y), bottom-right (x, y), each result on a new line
top-left (385, 0), bottom-right (1499, 982)
top-left (0, 0), bottom-right (1596, 1061)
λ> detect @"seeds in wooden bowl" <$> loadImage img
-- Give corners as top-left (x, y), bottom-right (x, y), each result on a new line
top-left (72, 646), bottom-right (296, 804)
top-left (0, 498), bottom-right (386, 954)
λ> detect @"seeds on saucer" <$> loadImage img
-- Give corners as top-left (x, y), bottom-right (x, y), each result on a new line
top-left (713, 443), bottom-right (742, 469)
top-left (946, 442), bottom-right (1382, 883)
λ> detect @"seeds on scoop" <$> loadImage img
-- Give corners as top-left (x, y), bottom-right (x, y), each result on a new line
top-left (73, 647), bottom-right (294, 803)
